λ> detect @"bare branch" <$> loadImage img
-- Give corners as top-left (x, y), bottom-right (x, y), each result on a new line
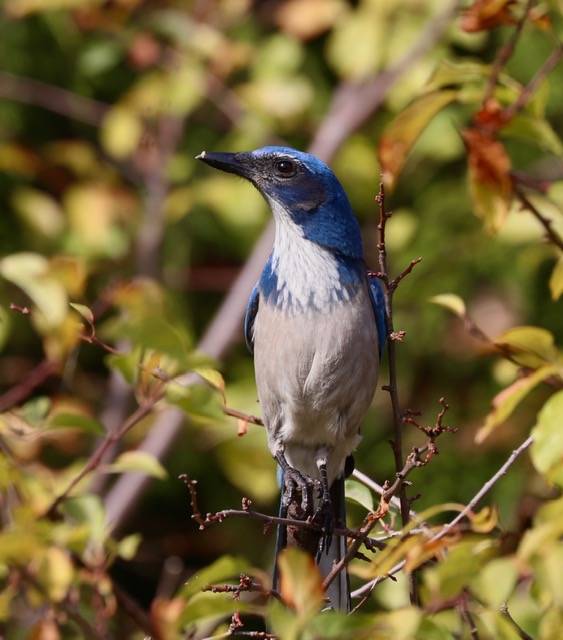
top-left (515, 187), bottom-right (563, 251)
top-left (0, 359), bottom-right (58, 413)
top-left (0, 71), bottom-right (108, 126)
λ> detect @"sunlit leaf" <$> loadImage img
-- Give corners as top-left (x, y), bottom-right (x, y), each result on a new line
top-left (476, 365), bottom-right (558, 443)
top-left (345, 479), bottom-right (374, 511)
top-left (469, 506), bottom-right (498, 533)
top-left (379, 90), bottom-right (458, 190)
top-left (69, 303), bottom-right (94, 327)
top-left (117, 534), bottom-right (142, 561)
top-left (531, 390), bottom-right (563, 487)
top-left (48, 412), bottom-right (104, 435)
top-left (471, 556), bottom-right (518, 608)
top-left (429, 293), bottom-right (466, 318)
top-left (101, 106), bottom-right (143, 159)
top-left (425, 60), bottom-right (491, 92)
top-left (276, 0), bottom-right (345, 40)
top-left (106, 451), bottom-right (168, 480)
top-left (502, 114), bottom-right (563, 156)
top-left (37, 547), bottom-right (74, 602)
top-left (0, 252), bottom-right (68, 329)
top-left (494, 326), bottom-right (558, 369)
top-left (181, 555), bottom-right (249, 600)
top-left (549, 256), bottom-right (563, 301)
top-left (278, 547), bottom-right (324, 617)
top-left (12, 187), bottom-right (64, 238)
top-left (371, 607), bottom-right (422, 640)
top-left (193, 367), bottom-right (225, 398)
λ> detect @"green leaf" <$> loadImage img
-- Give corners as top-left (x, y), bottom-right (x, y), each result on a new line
top-left (0, 252), bottom-right (68, 328)
top-left (166, 383), bottom-right (226, 426)
top-left (48, 412), bottom-right (104, 435)
top-left (550, 256), bottom-right (563, 301)
top-left (37, 547), bottom-right (74, 602)
top-left (106, 451), bottom-right (168, 480)
top-left (278, 547), bottom-right (324, 618)
top-left (0, 305), bottom-right (10, 353)
top-left (69, 302), bottom-right (94, 326)
top-left (193, 367), bottom-right (225, 398)
top-left (181, 556), bottom-right (249, 600)
top-left (425, 59), bottom-right (491, 92)
top-left (179, 592), bottom-right (252, 626)
top-left (305, 610), bottom-right (379, 639)
top-left (429, 293), bottom-right (466, 318)
top-left (531, 390), bottom-right (563, 487)
top-left (502, 114), bottom-right (563, 156)
top-left (471, 556), bottom-right (518, 608)
top-left (117, 534), bottom-right (142, 560)
top-left (494, 326), bottom-right (558, 369)
top-left (371, 607), bottom-right (422, 640)
top-left (379, 90), bottom-right (458, 190)
top-left (62, 495), bottom-right (106, 548)
top-left (476, 365), bottom-right (557, 443)
top-left (345, 479), bottom-right (373, 511)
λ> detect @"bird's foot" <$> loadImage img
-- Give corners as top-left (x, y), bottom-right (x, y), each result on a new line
top-left (276, 451), bottom-right (314, 515)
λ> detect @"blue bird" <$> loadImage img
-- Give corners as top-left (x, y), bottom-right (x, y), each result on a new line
top-left (197, 146), bottom-right (386, 611)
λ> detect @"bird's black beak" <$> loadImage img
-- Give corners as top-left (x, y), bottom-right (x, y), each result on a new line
top-left (195, 150), bottom-right (251, 179)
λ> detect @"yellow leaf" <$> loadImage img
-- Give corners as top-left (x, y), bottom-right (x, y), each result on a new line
top-left (194, 367), bottom-right (225, 398)
top-left (101, 106), bottom-right (142, 159)
top-left (550, 256), bottom-right (563, 301)
top-left (106, 451), bottom-right (168, 480)
top-left (379, 90), bottom-right (458, 190)
top-left (494, 326), bottom-right (558, 369)
top-left (0, 253), bottom-right (67, 329)
top-left (476, 365), bottom-right (557, 443)
top-left (278, 548), bottom-right (324, 617)
top-left (12, 187), bottom-right (64, 238)
top-left (531, 390), bottom-right (563, 487)
top-left (429, 293), bottom-right (466, 318)
top-left (469, 506), bottom-right (498, 533)
top-left (37, 547), bottom-right (74, 602)
top-left (276, 0), bottom-right (345, 40)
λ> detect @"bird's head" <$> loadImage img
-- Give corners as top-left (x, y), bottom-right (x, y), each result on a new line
top-left (196, 146), bottom-right (363, 259)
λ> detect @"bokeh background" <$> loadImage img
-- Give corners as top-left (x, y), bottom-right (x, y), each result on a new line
top-left (0, 0), bottom-right (562, 637)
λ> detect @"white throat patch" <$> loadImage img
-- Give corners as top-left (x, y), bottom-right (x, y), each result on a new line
top-left (269, 200), bottom-right (353, 313)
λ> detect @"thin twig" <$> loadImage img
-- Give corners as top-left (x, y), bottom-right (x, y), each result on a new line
top-left (432, 435), bottom-right (533, 542)
top-left (515, 187), bottom-right (563, 251)
top-left (482, 0), bottom-right (534, 106)
top-left (502, 43), bottom-right (563, 122)
top-left (0, 359), bottom-right (58, 413)
top-left (374, 183), bottom-right (418, 605)
top-left (500, 603), bottom-right (534, 640)
top-left (45, 397), bottom-right (162, 517)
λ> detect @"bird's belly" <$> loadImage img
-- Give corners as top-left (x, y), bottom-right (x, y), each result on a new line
top-left (253, 289), bottom-right (379, 480)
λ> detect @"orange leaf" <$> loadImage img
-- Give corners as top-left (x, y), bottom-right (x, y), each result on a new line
top-left (461, 0), bottom-right (517, 33)
top-left (462, 127), bottom-right (512, 232)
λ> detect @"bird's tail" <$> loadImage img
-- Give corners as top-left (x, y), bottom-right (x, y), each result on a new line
top-left (273, 474), bottom-right (350, 612)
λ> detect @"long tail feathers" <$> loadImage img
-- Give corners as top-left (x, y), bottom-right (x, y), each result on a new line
top-left (273, 473), bottom-right (350, 612)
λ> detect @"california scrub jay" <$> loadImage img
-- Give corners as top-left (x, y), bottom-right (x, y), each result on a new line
top-left (197, 146), bottom-right (386, 611)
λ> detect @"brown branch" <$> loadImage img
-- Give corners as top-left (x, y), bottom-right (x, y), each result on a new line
top-left (0, 71), bottom-right (108, 126)
top-left (0, 359), bottom-right (58, 413)
top-left (482, 0), bottom-right (534, 106)
top-left (502, 43), bottom-right (563, 122)
top-left (45, 396), bottom-right (162, 518)
top-left (223, 406), bottom-right (264, 426)
top-left (374, 183), bottom-right (419, 604)
top-left (515, 187), bottom-right (563, 251)
top-left (102, 0), bottom-right (461, 535)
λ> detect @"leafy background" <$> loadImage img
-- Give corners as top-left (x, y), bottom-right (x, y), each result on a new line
top-left (0, 0), bottom-right (562, 638)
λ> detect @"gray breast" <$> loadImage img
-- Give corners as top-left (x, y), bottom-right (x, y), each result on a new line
top-left (252, 282), bottom-right (379, 480)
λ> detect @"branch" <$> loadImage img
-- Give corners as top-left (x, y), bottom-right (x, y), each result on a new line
top-left (0, 359), bottom-right (58, 413)
top-left (0, 71), bottom-right (108, 126)
top-left (482, 0), bottom-right (534, 106)
top-left (515, 187), bottom-right (563, 251)
top-left (45, 395), bottom-right (162, 518)
top-left (102, 1), bottom-right (461, 535)
top-left (431, 435), bottom-right (533, 542)
top-left (502, 43), bottom-right (563, 122)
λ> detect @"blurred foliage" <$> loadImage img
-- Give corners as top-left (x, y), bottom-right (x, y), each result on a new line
top-left (0, 0), bottom-right (562, 638)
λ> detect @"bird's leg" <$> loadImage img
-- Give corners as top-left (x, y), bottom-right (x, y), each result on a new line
top-left (315, 452), bottom-right (333, 556)
top-left (275, 449), bottom-right (314, 515)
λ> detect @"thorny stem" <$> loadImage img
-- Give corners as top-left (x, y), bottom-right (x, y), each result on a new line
top-left (374, 183), bottom-right (420, 605)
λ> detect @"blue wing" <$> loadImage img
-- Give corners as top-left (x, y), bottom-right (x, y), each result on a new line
top-left (244, 284), bottom-right (260, 354)
top-left (368, 275), bottom-right (387, 359)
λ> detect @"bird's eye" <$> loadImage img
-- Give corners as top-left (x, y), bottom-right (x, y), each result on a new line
top-left (274, 159), bottom-right (297, 178)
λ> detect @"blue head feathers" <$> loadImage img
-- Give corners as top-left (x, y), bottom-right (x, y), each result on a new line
top-left (196, 146), bottom-right (363, 260)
